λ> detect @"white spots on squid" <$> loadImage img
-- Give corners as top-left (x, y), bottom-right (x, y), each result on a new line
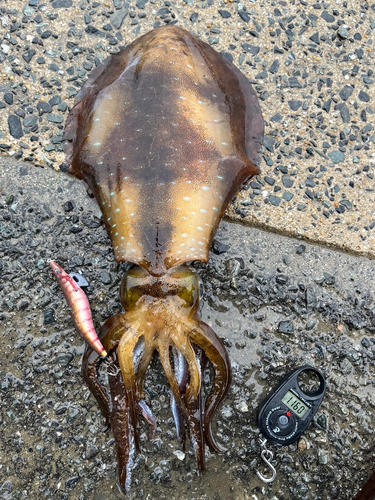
top-left (217, 175), bottom-right (224, 180)
top-left (115, 122), bottom-right (120, 126)
top-left (98, 161), bottom-right (103, 165)
top-left (179, 96), bottom-right (186, 101)
top-left (110, 192), bottom-right (115, 197)
top-left (122, 158), bottom-right (127, 161)
top-left (198, 241), bottom-right (205, 246)
top-left (120, 237), bottom-right (125, 241)
top-left (180, 243), bottom-right (186, 247)
top-left (187, 64), bottom-right (193, 69)
top-left (94, 118), bottom-right (100, 122)
top-left (213, 207), bottom-right (218, 212)
top-left (181, 233), bottom-right (189, 239)
top-left (183, 197), bottom-right (191, 202)
top-left (198, 101), bottom-right (208, 106)
top-left (125, 199), bottom-right (132, 203)
top-left (202, 186), bottom-right (210, 192)
top-left (197, 226), bottom-right (203, 232)
top-left (93, 142), bottom-right (101, 147)
top-left (107, 217), bottom-right (111, 222)
top-left (221, 142), bottom-right (229, 147)
top-left (206, 140), bottom-right (212, 144)
top-left (200, 209), bottom-right (207, 214)
top-left (182, 216), bottom-right (188, 221)
top-left (115, 208), bottom-right (120, 213)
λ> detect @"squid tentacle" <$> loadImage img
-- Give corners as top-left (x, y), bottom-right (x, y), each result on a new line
top-left (158, 336), bottom-right (188, 421)
top-left (135, 341), bottom-right (156, 399)
top-left (81, 314), bottom-right (126, 431)
top-left (82, 345), bottom-right (112, 431)
top-left (186, 347), bottom-right (206, 473)
top-left (187, 320), bottom-right (231, 454)
top-left (171, 348), bottom-right (188, 447)
top-left (169, 333), bottom-right (205, 470)
top-left (117, 326), bottom-right (145, 452)
top-left (108, 353), bottom-right (135, 494)
top-left (170, 332), bottom-right (201, 408)
top-left (138, 399), bottom-right (157, 440)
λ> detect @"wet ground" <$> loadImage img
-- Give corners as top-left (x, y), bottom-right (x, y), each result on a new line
top-left (0, 161), bottom-right (374, 500)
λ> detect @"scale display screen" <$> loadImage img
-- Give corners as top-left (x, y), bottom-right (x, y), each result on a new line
top-left (281, 391), bottom-right (310, 418)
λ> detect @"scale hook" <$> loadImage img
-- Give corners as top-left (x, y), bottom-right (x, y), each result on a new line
top-left (256, 439), bottom-right (277, 483)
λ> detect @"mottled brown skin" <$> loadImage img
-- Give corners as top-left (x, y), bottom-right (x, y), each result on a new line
top-left (64, 26), bottom-right (264, 493)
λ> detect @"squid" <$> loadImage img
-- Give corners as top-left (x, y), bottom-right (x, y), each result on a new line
top-left (53, 26), bottom-right (264, 493)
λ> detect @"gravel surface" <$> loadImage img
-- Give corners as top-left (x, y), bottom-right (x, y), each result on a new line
top-left (0, 0), bottom-right (374, 256)
top-left (0, 160), bottom-right (374, 499)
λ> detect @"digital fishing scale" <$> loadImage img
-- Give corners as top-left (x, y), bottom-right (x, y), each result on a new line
top-left (256, 365), bottom-right (326, 483)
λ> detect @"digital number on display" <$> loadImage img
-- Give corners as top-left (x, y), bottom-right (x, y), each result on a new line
top-left (281, 391), bottom-right (309, 418)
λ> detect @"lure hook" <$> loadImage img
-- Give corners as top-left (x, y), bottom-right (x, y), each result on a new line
top-left (256, 439), bottom-right (277, 483)
top-left (102, 351), bottom-right (121, 377)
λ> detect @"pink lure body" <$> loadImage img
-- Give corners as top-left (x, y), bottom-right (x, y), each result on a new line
top-left (50, 261), bottom-right (107, 358)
